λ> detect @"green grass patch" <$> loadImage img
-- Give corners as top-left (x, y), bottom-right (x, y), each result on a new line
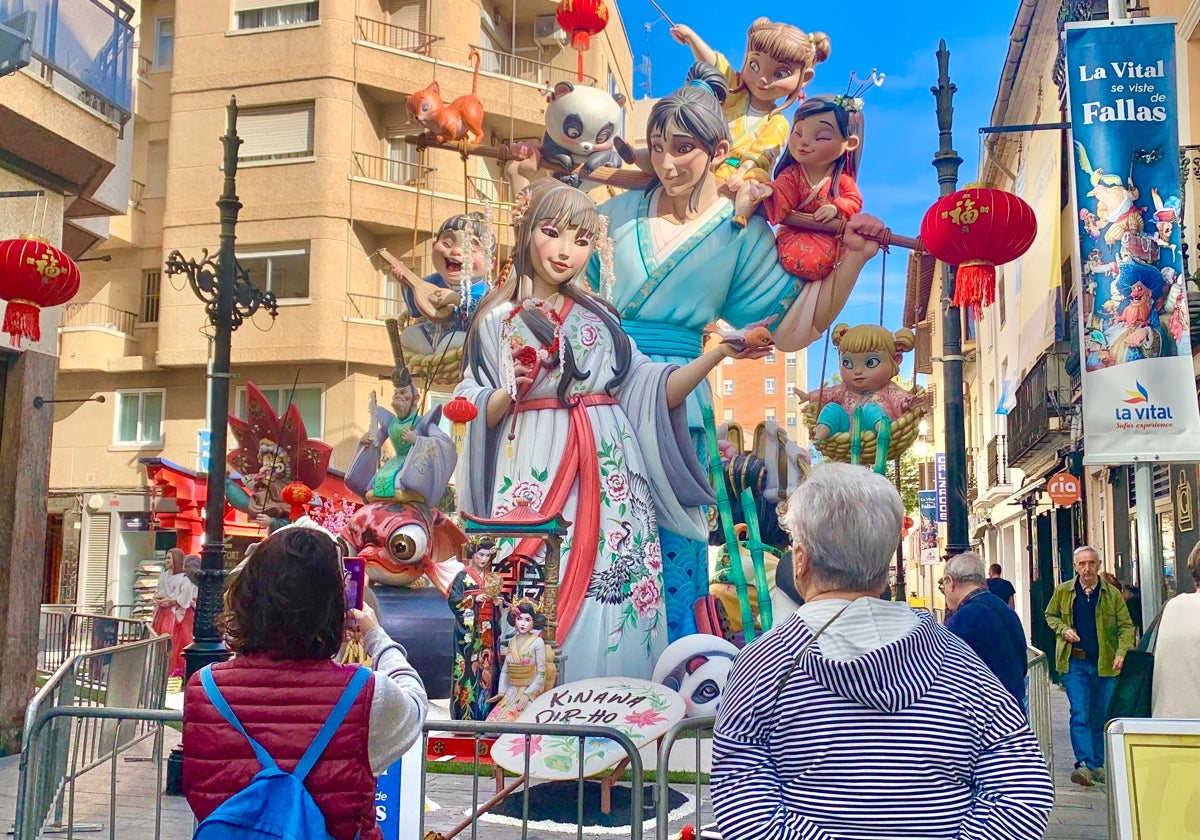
top-left (423, 761), bottom-right (708, 785)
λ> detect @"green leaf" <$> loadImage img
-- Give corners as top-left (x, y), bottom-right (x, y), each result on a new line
top-left (498, 476), bottom-right (513, 493)
top-left (544, 754), bottom-right (574, 773)
top-left (619, 502), bottom-right (626, 516)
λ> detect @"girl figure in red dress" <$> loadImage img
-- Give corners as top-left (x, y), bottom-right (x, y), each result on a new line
top-left (731, 94), bottom-right (864, 283)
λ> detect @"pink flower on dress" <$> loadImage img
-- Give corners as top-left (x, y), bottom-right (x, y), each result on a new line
top-left (624, 708), bottom-right (666, 729)
top-left (605, 473), bottom-right (629, 502)
top-left (506, 734), bottom-right (542, 757)
top-left (630, 576), bottom-right (660, 619)
top-left (510, 481), bottom-right (544, 508)
top-left (579, 322), bottom-right (599, 348)
top-left (644, 539), bottom-right (662, 573)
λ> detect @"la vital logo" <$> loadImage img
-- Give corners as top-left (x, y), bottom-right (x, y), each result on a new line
top-left (1114, 382), bottom-right (1174, 421)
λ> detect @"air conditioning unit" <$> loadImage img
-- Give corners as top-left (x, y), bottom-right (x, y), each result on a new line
top-left (534, 14), bottom-right (568, 49)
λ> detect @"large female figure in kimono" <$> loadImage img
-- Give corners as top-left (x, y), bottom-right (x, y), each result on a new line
top-left (583, 63), bottom-right (886, 639)
top-left (454, 179), bottom-right (768, 681)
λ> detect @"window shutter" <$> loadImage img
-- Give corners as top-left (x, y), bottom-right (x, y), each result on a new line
top-left (388, 1), bottom-right (426, 31)
top-left (238, 103), bottom-right (314, 160)
top-left (82, 514), bottom-right (112, 608)
top-left (146, 142), bottom-right (167, 197)
top-left (233, 0), bottom-right (312, 11)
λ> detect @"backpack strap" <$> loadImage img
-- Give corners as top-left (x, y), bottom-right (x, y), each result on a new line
top-left (199, 665), bottom-right (280, 772)
top-left (293, 666), bottom-right (372, 782)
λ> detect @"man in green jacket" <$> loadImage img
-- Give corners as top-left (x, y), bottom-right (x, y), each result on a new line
top-left (1044, 545), bottom-right (1136, 788)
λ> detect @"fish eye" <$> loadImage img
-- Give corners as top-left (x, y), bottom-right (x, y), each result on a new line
top-left (388, 524), bottom-right (428, 562)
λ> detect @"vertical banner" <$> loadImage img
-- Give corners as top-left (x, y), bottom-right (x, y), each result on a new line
top-left (1066, 19), bottom-right (1200, 463)
top-left (934, 453), bottom-right (947, 523)
top-left (918, 490), bottom-right (940, 564)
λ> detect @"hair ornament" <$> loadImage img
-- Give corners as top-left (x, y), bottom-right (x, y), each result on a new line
top-left (837, 69), bottom-right (884, 113)
top-left (510, 188), bottom-right (533, 230)
top-left (688, 78), bottom-right (711, 91)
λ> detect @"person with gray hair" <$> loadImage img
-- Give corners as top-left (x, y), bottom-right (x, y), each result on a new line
top-left (942, 551), bottom-right (1028, 705)
top-left (712, 464), bottom-right (1052, 839)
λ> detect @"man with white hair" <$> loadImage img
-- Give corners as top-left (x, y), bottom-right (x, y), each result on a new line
top-left (712, 464), bottom-right (1052, 840)
top-left (942, 551), bottom-right (1028, 705)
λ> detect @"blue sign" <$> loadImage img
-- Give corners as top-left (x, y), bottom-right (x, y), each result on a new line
top-left (375, 757), bottom-right (401, 838)
top-left (375, 741), bottom-right (422, 839)
top-left (197, 429), bottom-right (212, 473)
top-left (918, 491), bottom-right (938, 523)
top-left (934, 453), bottom-right (947, 523)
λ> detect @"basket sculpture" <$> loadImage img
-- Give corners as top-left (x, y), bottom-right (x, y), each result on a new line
top-left (408, 344), bottom-right (464, 388)
top-left (801, 384), bottom-right (927, 465)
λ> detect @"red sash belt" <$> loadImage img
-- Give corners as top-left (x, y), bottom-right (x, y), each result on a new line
top-left (510, 393), bottom-right (618, 639)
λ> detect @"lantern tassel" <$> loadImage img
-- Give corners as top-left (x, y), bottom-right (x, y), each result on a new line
top-left (2, 300), bottom-right (42, 346)
top-left (952, 260), bottom-right (996, 322)
top-left (577, 50), bottom-right (584, 82)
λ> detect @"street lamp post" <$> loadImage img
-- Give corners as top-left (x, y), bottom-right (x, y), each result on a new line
top-left (931, 40), bottom-right (970, 558)
top-left (161, 97), bottom-right (277, 793)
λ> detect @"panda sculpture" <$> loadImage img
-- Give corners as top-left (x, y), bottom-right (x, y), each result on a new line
top-left (652, 635), bottom-right (740, 718)
top-left (540, 81), bottom-right (626, 187)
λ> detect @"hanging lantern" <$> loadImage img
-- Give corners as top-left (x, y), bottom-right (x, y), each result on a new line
top-left (556, 0), bottom-right (609, 82)
top-left (0, 235), bottom-right (81, 346)
top-left (442, 396), bottom-right (478, 452)
top-left (280, 481), bottom-right (314, 522)
top-left (919, 186), bottom-right (1037, 320)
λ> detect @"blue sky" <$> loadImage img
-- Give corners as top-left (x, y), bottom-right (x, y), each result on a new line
top-left (613, 0), bottom-right (1020, 386)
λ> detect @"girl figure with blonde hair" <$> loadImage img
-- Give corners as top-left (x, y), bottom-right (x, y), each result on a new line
top-left (796, 323), bottom-right (919, 473)
top-left (455, 179), bottom-right (769, 680)
top-left (670, 17), bottom-right (830, 183)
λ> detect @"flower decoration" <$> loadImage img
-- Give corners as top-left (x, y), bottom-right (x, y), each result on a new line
top-left (511, 189), bottom-right (533, 230)
top-left (514, 345), bottom-right (539, 368)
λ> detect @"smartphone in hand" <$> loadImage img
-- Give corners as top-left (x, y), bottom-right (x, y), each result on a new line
top-left (343, 557), bottom-right (366, 611)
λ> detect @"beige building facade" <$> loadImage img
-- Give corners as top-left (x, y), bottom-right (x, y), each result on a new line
top-left (46, 0), bottom-right (635, 612)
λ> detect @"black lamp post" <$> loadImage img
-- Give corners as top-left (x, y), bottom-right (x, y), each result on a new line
top-left (931, 41), bottom-right (970, 558)
top-left (161, 97), bottom-right (277, 793)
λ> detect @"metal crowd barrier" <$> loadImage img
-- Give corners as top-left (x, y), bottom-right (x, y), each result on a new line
top-left (1026, 646), bottom-right (1054, 770)
top-left (37, 607), bottom-right (154, 675)
top-left (657, 715), bottom-right (715, 838)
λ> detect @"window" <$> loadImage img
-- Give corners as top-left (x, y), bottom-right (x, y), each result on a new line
top-left (114, 390), bottom-right (164, 446)
top-left (765, 407), bottom-right (776, 419)
top-left (235, 385), bottom-right (324, 439)
top-left (237, 243), bottom-right (310, 299)
top-left (998, 273), bottom-right (1006, 327)
top-left (765, 377), bottom-right (776, 395)
top-left (607, 68), bottom-right (627, 136)
top-left (723, 409), bottom-right (734, 421)
top-left (723, 380), bottom-right (734, 396)
top-left (145, 141), bottom-right (167, 197)
top-left (787, 415), bottom-right (797, 427)
top-left (764, 349), bottom-right (776, 364)
top-left (234, 1), bottom-right (318, 30)
top-left (154, 18), bottom-right (174, 70)
top-left (238, 103), bottom-right (314, 164)
top-left (722, 357), bottom-right (733, 366)
top-left (386, 136), bottom-right (422, 185)
top-left (141, 270), bottom-right (161, 323)
top-left (786, 355), bottom-right (796, 366)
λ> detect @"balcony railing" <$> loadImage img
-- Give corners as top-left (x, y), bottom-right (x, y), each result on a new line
top-left (60, 301), bottom-right (138, 334)
top-left (11, 0), bottom-right (135, 123)
top-left (987, 434), bottom-right (1009, 488)
top-left (347, 292), bottom-right (406, 322)
top-left (466, 173), bottom-right (512, 207)
top-left (354, 16), bottom-right (440, 56)
top-left (966, 447), bottom-right (979, 505)
top-left (470, 43), bottom-right (596, 88)
top-left (352, 152), bottom-right (432, 188)
top-left (128, 178), bottom-right (145, 211)
top-left (137, 52), bottom-right (150, 79)
top-left (1007, 348), bottom-right (1072, 469)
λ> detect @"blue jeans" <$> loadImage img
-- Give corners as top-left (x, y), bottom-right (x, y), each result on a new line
top-left (1062, 658), bottom-right (1116, 769)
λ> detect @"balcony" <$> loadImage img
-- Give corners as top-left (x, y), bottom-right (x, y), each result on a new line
top-left (1007, 346), bottom-right (1073, 472)
top-left (354, 16), bottom-right (440, 56)
top-left (346, 292), bottom-right (406, 323)
top-left (966, 447), bottom-right (979, 505)
top-left (470, 43), bottom-right (596, 88)
top-left (58, 301), bottom-right (140, 372)
top-left (987, 435), bottom-right (1010, 489)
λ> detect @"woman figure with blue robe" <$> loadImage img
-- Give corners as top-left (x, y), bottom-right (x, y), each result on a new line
top-left (584, 62), bottom-right (885, 640)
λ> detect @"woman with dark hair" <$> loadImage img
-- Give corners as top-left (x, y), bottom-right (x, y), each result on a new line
top-left (181, 525), bottom-right (426, 840)
top-left (448, 538), bottom-right (501, 720)
top-left (455, 178), bottom-right (766, 681)
top-left (584, 63), bottom-right (883, 640)
top-left (487, 601), bottom-right (549, 722)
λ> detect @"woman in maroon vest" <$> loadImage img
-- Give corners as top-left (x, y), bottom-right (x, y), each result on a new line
top-left (182, 525), bottom-right (427, 840)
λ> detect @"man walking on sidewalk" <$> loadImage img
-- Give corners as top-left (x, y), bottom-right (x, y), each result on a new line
top-left (987, 563), bottom-right (1017, 607)
top-left (1044, 546), bottom-right (1135, 788)
top-left (942, 552), bottom-right (1027, 706)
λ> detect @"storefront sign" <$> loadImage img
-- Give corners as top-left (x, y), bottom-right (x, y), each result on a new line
top-left (1046, 471), bottom-right (1082, 506)
top-left (1066, 19), bottom-right (1200, 463)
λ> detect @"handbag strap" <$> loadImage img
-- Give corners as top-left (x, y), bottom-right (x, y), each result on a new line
top-left (773, 601), bottom-right (853, 700)
top-left (1138, 610), bottom-right (1164, 654)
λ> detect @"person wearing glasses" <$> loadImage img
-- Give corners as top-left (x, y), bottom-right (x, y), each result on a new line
top-left (711, 464), bottom-right (1052, 840)
top-left (941, 552), bottom-right (1028, 707)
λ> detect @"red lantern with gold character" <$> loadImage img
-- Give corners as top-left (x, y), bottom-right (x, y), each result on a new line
top-left (280, 481), bottom-right (314, 521)
top-left (0, 235), bottom-right (81, 346)
top-left (919, 186), bottom-right (1037, 320)
top-left (442, 396), bottom-right (478, 452)
top-left (556, 0), bottom-right (609, 81)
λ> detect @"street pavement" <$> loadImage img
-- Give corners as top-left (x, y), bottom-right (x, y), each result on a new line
top-left (0, 685), bottom-right (1107, 839)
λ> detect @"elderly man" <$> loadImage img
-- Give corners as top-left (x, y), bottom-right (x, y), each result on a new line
top-left (942, 552), bottom-right (1027, 705)
top-left (1044, 545), bottom-right (1135, 787)
top-left (712, 465), bottom-right (1052, 840)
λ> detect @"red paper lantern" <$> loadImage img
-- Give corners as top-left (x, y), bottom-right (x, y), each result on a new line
top-left (556, 0), bottom-right (609, 81)
top-left (280, 481), bottom-right (314, 521)
top-left (0, 235), bottom-right (81, 346)
top-left (443, 396), bottom-right (478, 452)
top-left (919, 186), bottom-right (1037, 320)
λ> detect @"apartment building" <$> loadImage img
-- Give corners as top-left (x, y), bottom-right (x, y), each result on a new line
top-left (0, 0), bottom-right (134, 750)
top-left (43, 0), bottom-right (634, 611)
top-left (708, 340), bottom-right (809, 447)
top-left (911, 0), bottom-right (1200, 650)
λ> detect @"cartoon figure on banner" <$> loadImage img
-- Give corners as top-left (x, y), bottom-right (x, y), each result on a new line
top-left (448, 538), bottom-right (504, 720)
top-left (487, 600), bottom-right (552, 722)
top-left (729, 87), bottom-right (874, 283)
top-left (797, 324), bottom-right (925, 474)
top-left (225, 382), bottom-right (332, 531)
top-left (454, 178), bottom-right (772, 681)
top-left (1074, 141), bottom-right (1188, 370)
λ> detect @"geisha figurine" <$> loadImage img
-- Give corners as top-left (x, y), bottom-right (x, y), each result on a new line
top-left (454, 178), bottom-right (770, 681)
top-left (448, 538), bottom-right (502, 720)
top-left (487, 601), bottom-right (550, 722)
top-left (731, 93), bottom-right (866, 283)
top-left (797, 323), bottom-right (922, 474)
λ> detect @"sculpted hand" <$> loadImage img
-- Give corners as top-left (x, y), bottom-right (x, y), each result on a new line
top-left (669, 24), bottom-right (697, 45)
top-left (401, 429), bottom-right (417, 444)
top-left (812, 203), bottom-right (839, 223)
top-left (513, 361), bottom-right (535, 390)
top-left (839, 213), bottom-right (885, 259)
top-left (1064, 628), bottom-right (1081, 643)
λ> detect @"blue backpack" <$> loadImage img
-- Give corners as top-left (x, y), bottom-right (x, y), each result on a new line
top-left (194, 664), bottom-right (371, 840)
